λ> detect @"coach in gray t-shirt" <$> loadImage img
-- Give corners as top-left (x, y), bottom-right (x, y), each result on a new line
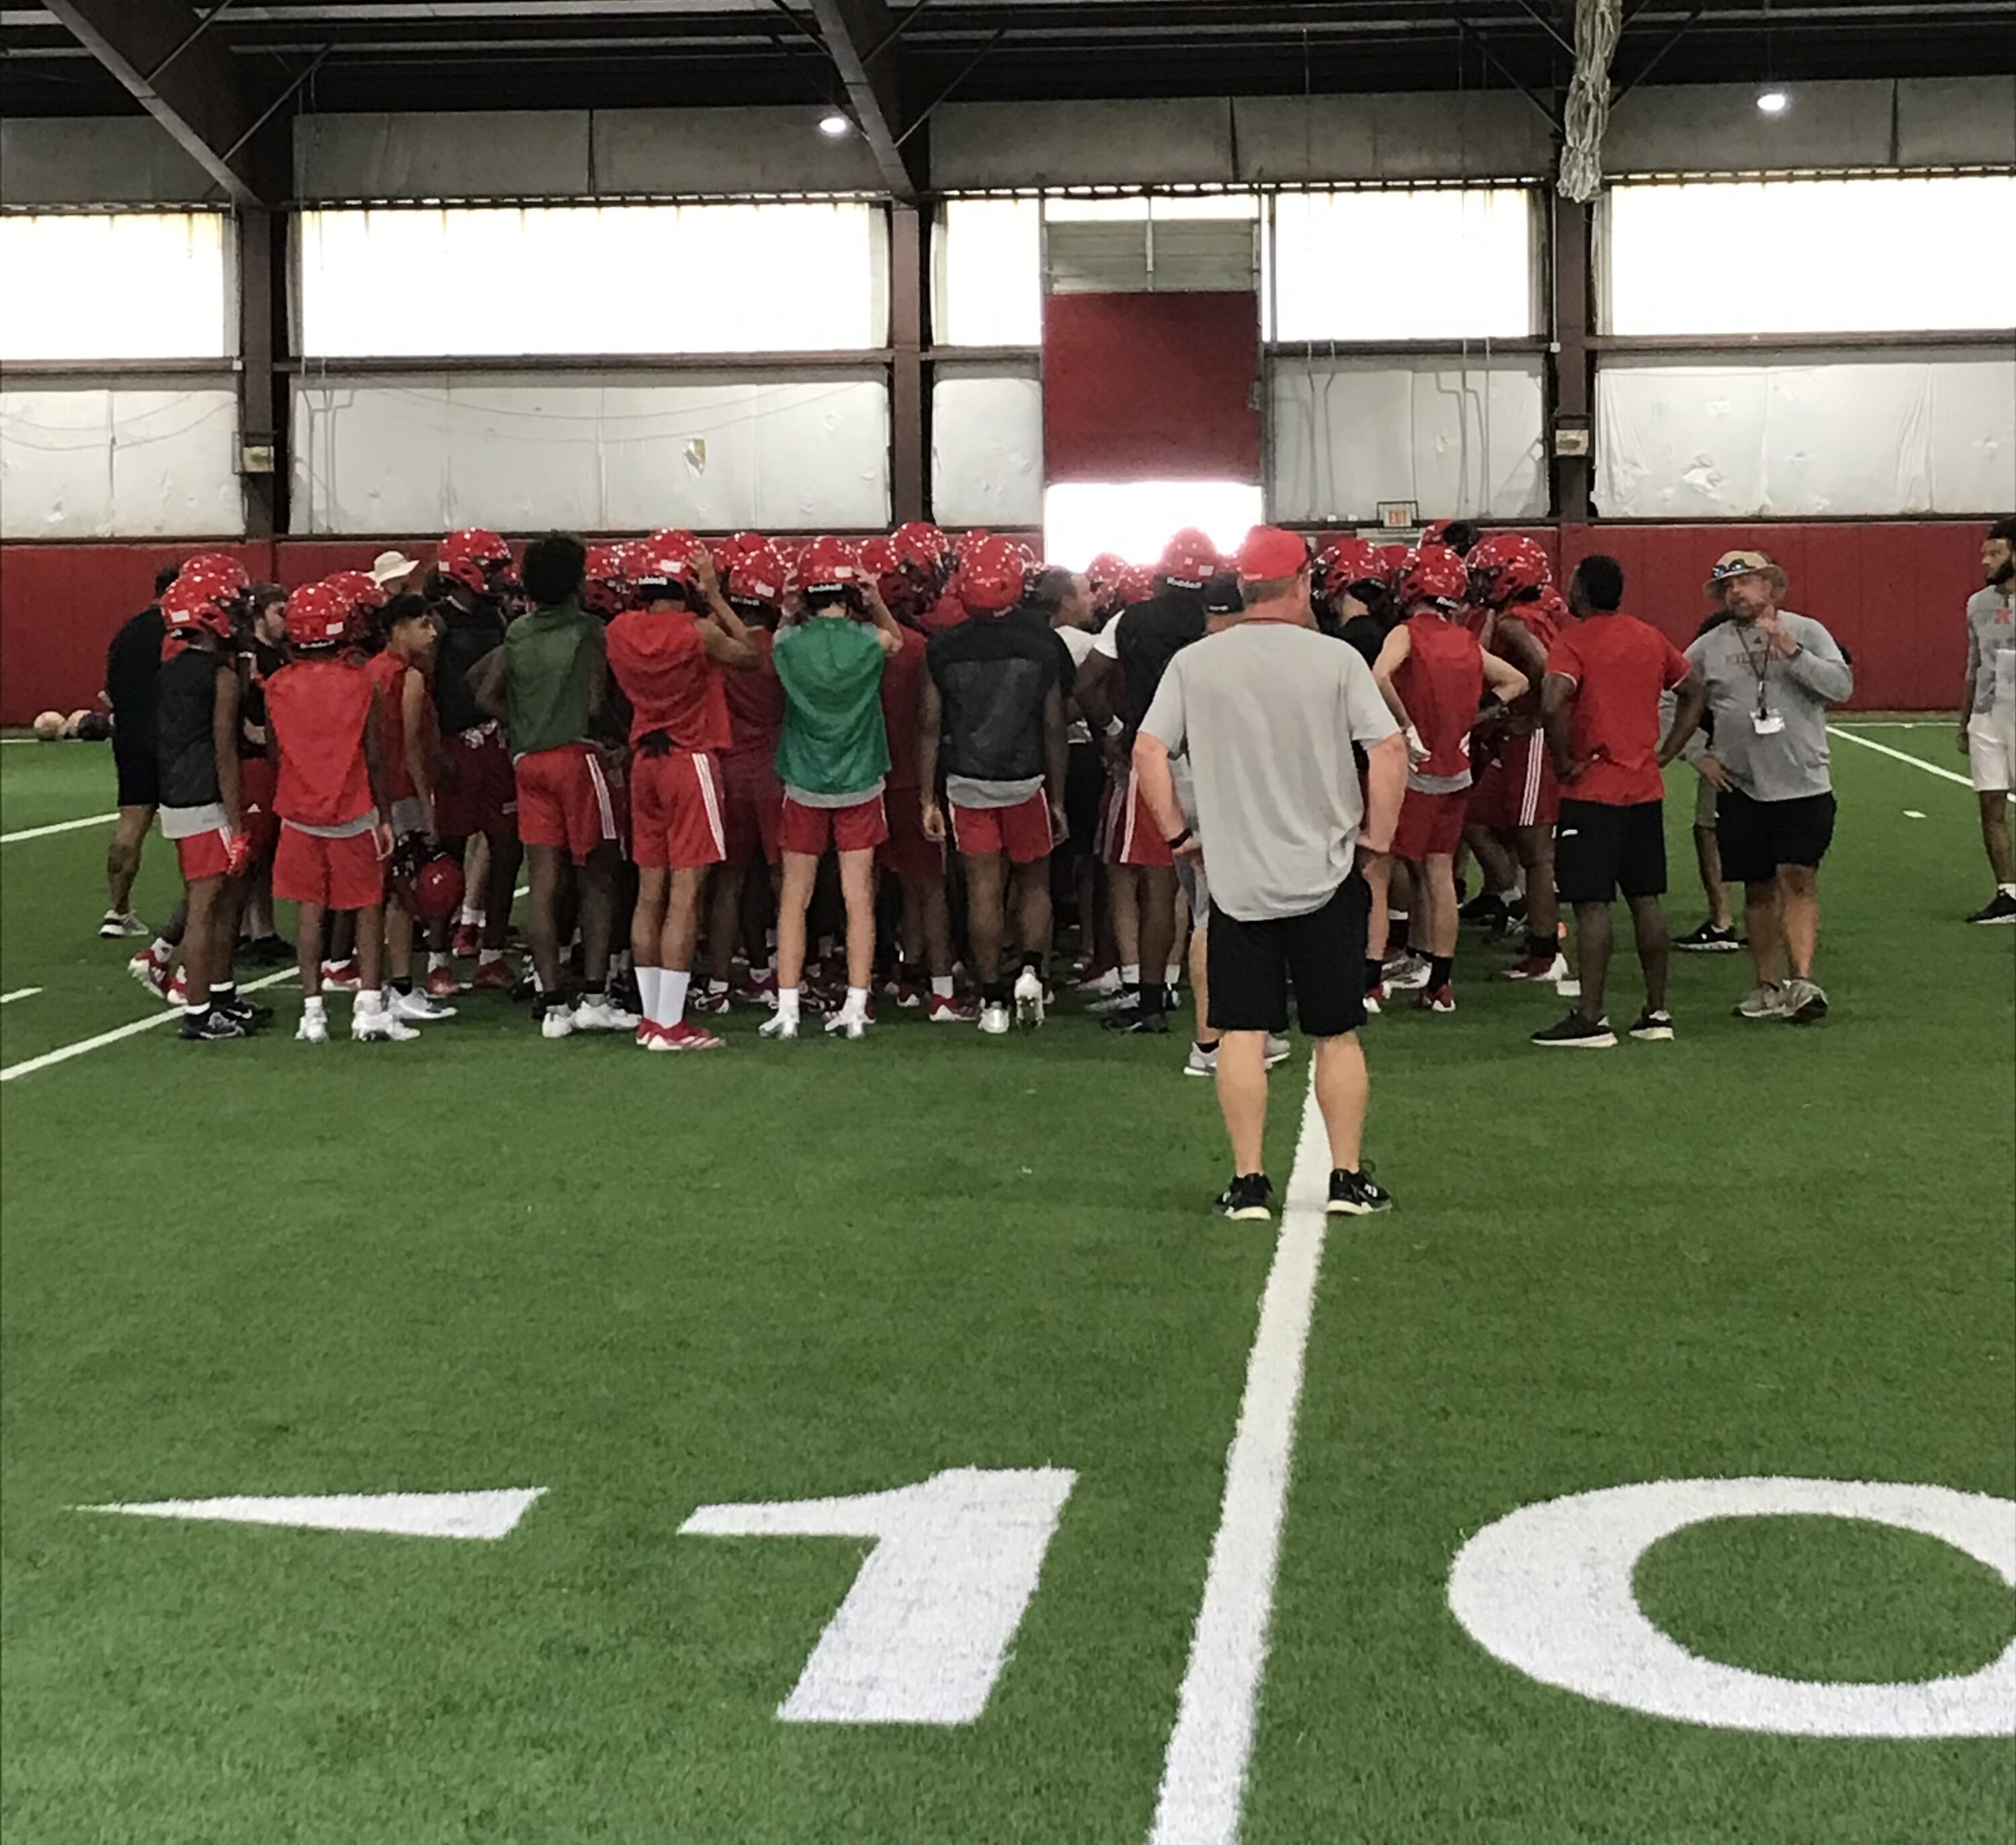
top-left (1134, 526), bottom-right (1405, 1224)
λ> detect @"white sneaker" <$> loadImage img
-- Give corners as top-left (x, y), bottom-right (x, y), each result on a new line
top-left (572, 995), bottom-right (640, 1033)
top-left (1013, 966), bottom-right (1046, 1028)
top-left (100, 909), bottom-right (148, 939)
top-left (540, 1006), bottom-right (576, 1040)
top-left (1385, 954), bottom-right (1431, 992)
top-left (978, 1001), bottom-right (1012, 1035)
top-left (295, 1010), bottom-right (329, 1044)
top-left (392, 988), bottom-right (456, 1022)
top-left (1087, 987), bottom-right (1138, 1016)
top-left (759, 1012), bottom-right (800, 1040)
top-left (1184, 1034), bottom-right (1291, 1078)
top-left (353, 1002), bottom-right (419, 1042)
top-left (1735, 981), bottom-right (1787, 1020)
top-left (824, 1010), bottom-right (870, 1040)
top-left (1075, 966), bottom-right (1122, 996)
top-left (1265, 1033), bottom-right (1291, 1067)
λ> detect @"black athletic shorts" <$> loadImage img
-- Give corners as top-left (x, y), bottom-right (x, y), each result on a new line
top-left (112, 733), bottom-right (159, 809)
top-left (1207, 872), bottom-right (1370, 1038)
top-left (1063, 741), bottom-right (1103, 861)
top-left (1555, 797), bottom-right (1667, 905)
top-left (1716, 786), bottom-right (1837, 884)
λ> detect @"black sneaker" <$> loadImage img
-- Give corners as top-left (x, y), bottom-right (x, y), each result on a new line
top-left (221, 997), bottom-right (275, 1032)
top-left (1628, 1008), bottom-right (1675, 1041)
top-left (1531, 1011), bottom-right (1618, 1049)
top-left (1327, 1167), bottom-right (1392, 1215)
top-left (179, 1008), bottom-right (248, 1042)
top-left (1967, 891), bottom-right (2016, 925)
top-left (1105, 1007), bottom-right (1168, 1034)
top-left (243, 934), bottom-right (293, 966)
top-left (608, 968), bottom-right (643, 1016)
top-left (1675, 920), bottom-right (1742, 952)
top-left (1216, 1174), bottom-right (1274, 1221)
top-left (1458, 891), bottom-right (1509, 926)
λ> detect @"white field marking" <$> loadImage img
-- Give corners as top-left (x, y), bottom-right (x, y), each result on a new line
top-left (1827, 725), bottom-right (1994, 792)
top-left (1150, 1066), bottom-right (1329, 1845)
top-left (1, 987), bottom-right (42, 1005)
top-left (1905, 809), bottom-right (1928, 819)
top-left (681, 1467), bottom-right (1075, 1725)
top-left (1448, 1477), bottom-right (2016, 1738)
top-left (0, 811), bottom-right (118, 844)
top-left (78, 1487), bottom-right (545, 1541)
top-left (0, 965), bottom-right (296, 1083)
top-left (1833, 719), bottom-right (1947, 728)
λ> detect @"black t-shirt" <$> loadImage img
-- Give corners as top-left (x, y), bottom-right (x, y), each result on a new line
top-left (237, 637), bottom-right (286, 759)
top-left (1337, 612), bottom-right (1396, 671)
top-left (433, 601), bottom-right (508, 733)
top-left (1114, 587), bottom-right (1208, 743)
top-left (1008, 604), bottom-right (1079, 701)
top-left (925, 616), bottom-right (1061, 785)
top-left (105, 607), bottom-right (166, 746)
top-left (156, 645), bottom-right (226, 809)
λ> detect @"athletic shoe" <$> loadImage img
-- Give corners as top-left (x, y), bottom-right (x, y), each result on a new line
top-left (1363, 983), bottom-right (1385, 1016)
top-left (1966, 891), bottom-right (2016, 925)
top-left (928, 993), bottom-right (975, 1024)
top-left (736, 971), bottom-right (779, 1006)
top-left (1013, 966), bottom-right (1046, 1029)
top-left (179, 1008), bottom-right (247, 1042)
top-left (1503, 952), bottom-right (1568, 982)
top-left (539, 1005), bottom-right (575, 1040)
top-left (165, 970), bottom-right (190, 1009)
top-left (243, 934), bottom-right (293, 967)
top-left (1531, 1012), bottom-right (1618, 1049)
top-left (1629, 1008), bottom-right (1675, 1041)
top-left (321, 959), bottom-right (361, 991)
top-left (99, 909), bottom-right (149, 940)
top-left (1215, 1174), bottom-right (1274, 1221)
top-left (219, 996), bottom-right (273, 1032)
top-left (689, 985), bottom-right (732, 1017)
top-left (652, 1020), bottom-right (725, 1051)
top-left (1184, 1034), bottom-right (1292, 1077)
top-left (452, 923), bottom-right (481, 957)
top-left (572, 995), bottom-right (640, 1033)
top-left (1384, 953), bottom-right (1431, 992)
top-left (352, 1003), bottom-right (419, 1043)
top-left (1075, 966), bottom-right (1123, 996)
top-left (1414, 984), bottom-right (1456, 1014)
top-left (1458, 891), bottom-right (1509, 926)
top-left (128, 951), bottom-right (171, 999)
top-left (425, 966), bottom-right (464, 999)
top-left (607, 969), bottom-right (644, 1018)
top-left (825, 1010), bottom-right (871, 1040)
top-left (1327, 1167), bottom-right (1392, 1215)
top-left (392, 989), bottom-right (456, 1023)
top-left (758, 1011), bottom-right (800, 1040)
top-left (1107, 1008), bottom-right (1169, 1035)
top-left (1734, 981), bottom-right (1787, 1020)
top-left (471, 958), bottom-right (513, 991)
top-left (1087, 987), bottom-right (1139, 1017)
top-left (978, 1001), bottom-right (1012, 1035)
top-left (1265, 1033), bottom-right (1290, 1067)
top-left (1676, 920), bottom-right (1742, 952)
top-left (295, 1010), bottom-right (329, 1044)
top-left (1780, 977), bottom-right (1829, 1024)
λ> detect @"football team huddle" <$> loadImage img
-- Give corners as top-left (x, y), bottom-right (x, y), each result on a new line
top-left (108, 514), bottom-right (1670, 1053)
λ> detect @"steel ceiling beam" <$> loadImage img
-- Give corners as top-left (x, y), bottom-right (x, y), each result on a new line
top-left (806, 0), bottom-right (923, 200)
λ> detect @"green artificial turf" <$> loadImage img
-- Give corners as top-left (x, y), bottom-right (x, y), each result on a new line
top-left (3, 731), bottom-right (2013, 1844)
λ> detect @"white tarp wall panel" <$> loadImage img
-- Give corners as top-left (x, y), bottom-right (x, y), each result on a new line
top-left (932, 370), bottom-right (1043, 528)
top-left (291, 376), bottom-right (890, 534)
top-left (1269, 355), bottom-right (1548, 523)
top-left (298, 204), bottom-right (885, 358)
top-left (1595, 351), bottom-right (2016, 518)
top-left (1, 386), bottom-right (242, 538)
top-left (0, 214), bottom-right (233, 361)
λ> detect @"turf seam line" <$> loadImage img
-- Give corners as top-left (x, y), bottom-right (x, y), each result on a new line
top-left (0, 811), bottom-right (120, 844)
top-left (1150, 1065), bottom-right (1329, 1845)
top-left (0, 967), bottom-right (296, 1082)
top-left (1826, 725), bottom-right (2001, 794)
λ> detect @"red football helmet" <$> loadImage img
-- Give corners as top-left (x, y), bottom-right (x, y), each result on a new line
top-left (1317, 537), bottom-right (1386, 602)
top-left (583, 543), bottom-right (631, 618)
top-left (438, 528), bottom-right (513, 597)
top-left (724, 534), bottom-right (787, 611)
top-left (1422, 518), bottom-right (1457, 549)
top-left (855, 535), bottom-right (900, 581)
top-left (892, 521), bottom-right (950, 575)
top-left (1087, 550), bottom-right (1129, 585)
top-left (163, 554), bottom-right (250, 636)
top-left (1159, 527), bottom-right (1220, 590)
top-left (630, 532), bottom-right (698, 602)
top-left (956, 534), bottom-right (1025, 614)
top-left (1374, 542), bottom-right (1411, 585)
top-left (1394, 544), bottom-right (1470, 612)
top-left (1502, 584), bottom-right (1570, 651)
top-left (390, 835), bottom-right (466, 924)
top-left (1467, 533), bottom-right (1552, 608)
top-left (1119, 563), bottom-right (1158, 607)
top-left (284, 580), bottom-right (351, 652)
top-left (322, 569), bottom-right (386, 647)
top-left (799, 535), bottom-right (861, 596)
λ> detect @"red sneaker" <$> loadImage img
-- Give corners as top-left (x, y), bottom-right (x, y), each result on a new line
top-left (927, 993), bottom-right (976, 1024)
top-left (471, 958), bottom-right (513, 990)
top-left (689, 985), bottom-right (732, 1016)
top-left (1415, 984), bottom-right (1456, 1014)
top-left (660, 1020), bottom-right (725, 1051)
top-left (128, 950), bottom-right (171, 999)
top-left (1364, 983), bottom-right (1386, 1015)
top-left (425, 965), bottom-right (463, 999)
top-left (321, 959), bottom-right (361, 991)
top-left (452, 924), bottom-right (480, 957)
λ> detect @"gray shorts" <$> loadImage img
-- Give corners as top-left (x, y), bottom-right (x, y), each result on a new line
top-left (1175, 854), bottom-right (1210, 926)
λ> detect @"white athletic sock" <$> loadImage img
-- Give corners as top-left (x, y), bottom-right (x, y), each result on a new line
top-left (147, 935), bottom-right (173, 961)
top-left (478, 946), bottom-right (503, 966)
top-left (931, 975), bottom-right (954, 999)
top-left (427, 950), bottom-right (451, 973)
top-left (1121, 962), bottom-right (1141, 988)
top-left (459, 903), bottom-right (480, 927)
top-left (775, 986), bottom-right (801, 1024)
top-left (843, 984), bottom-right (869, 1020)
top-left (302, 995), bottom-right (325, 1018)
top-left (1164, 963), bottom-right (1182, 987)
top-left (2002, 882), bottom-right (2016, 897)
top-left (664, 970), bottom-right (691, 1028)
top-left (637, 965), bottom-right (662, 1020)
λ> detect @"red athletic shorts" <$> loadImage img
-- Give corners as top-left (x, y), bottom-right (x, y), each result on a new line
top-left (174, 823), bottom-right (234, 883)
top-left (515, 743), bottom-right (621, 865)
top-left (719, 749), bottom-right (783, 869)
top-left (239, 756), bottom-right (280, 862)
top-left (630, 749), bottom-right (726, 870)
top-left (274, 822), bottom-right (382, 910)
top-left (779, 790), bottom-right (888, 857)
top-left (1470, 731), bottom-right (1560, 831)
top-left (1107, 768), bottom-right (1172, 867)
top-left (878, 784), bottom-right (943, 880)
top-left (952, 791), bottom-right (1054, 866)
top-left (435, 727), bottom-right (517, 840)
top-left (1392, 786), bottom-right (1471, 861)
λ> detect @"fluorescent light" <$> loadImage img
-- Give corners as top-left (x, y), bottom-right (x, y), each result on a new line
top-left (818, 112), bottom-right (853, 138)
top-left (1042, 480), bottom-right (1266, 573)
top-left (1757, 89), bottom-right (1790, 115)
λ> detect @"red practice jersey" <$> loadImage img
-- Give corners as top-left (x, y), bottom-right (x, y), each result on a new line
top-left (1545, 613), bottom-right (1693, 806)
top-left (363, 649), bottom-right (433, 803)
top-left (722, 628), bottom-right (784, 758)
top-left (878, 626), bottom-right (929, 791)
top-left (267, 657), bottom-right (376, 828)
top-left (1396, 614), bottom-right (1484, 784)
top-left (605, 608), bottom-right (732, 754)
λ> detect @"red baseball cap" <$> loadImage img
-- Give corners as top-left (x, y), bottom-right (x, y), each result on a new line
top-left (1234, 526), bottom-right (1311, 584)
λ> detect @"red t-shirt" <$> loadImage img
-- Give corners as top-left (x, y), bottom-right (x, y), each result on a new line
top-left (266, 657), bottom-right (376, 827)
top-left (362, 649), bottom-right (433, 803)
top-left (1545, 612), bottom-right (1692, 806)
top-left (918, 593), bottom-right (968, 636)
top-left (878, 626), bottom-right (928, 790)
top-left (1395, 614), bottom-right (1484, 783)
top-left (605, 608), bottom-right (731, 754)
top-left (722, 628), bottom-right (784, 759)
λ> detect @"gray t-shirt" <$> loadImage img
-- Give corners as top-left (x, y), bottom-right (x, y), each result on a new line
top-left (1141, 621), bottom-right (1398, 922)
top-left (1966, 585), bottom-right (2015, 715)
top-left (1684, 611), bottom-right (1853, 804)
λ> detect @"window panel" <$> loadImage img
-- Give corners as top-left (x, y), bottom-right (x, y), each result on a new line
top-left (1605, 177), bottom-right (2016, 335)
top-left (1, 384), bottom-right (241, 538)
top-left (0, 214), bottom-right (232, 362)
top-left (932, 369), bottom-right (1043, 528)
top-left (298, 204), bottom-right (885, 358)
top-left (935, 198), bottom-right (1042, 347)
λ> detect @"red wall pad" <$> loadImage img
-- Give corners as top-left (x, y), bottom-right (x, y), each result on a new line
top-left (1043, 292), bottom-right (1261, 483)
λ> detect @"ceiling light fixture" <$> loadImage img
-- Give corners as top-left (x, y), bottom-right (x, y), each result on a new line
top-left (818, 112), bottom-right (853, 138)
top-left (1756, 89), bottom-right (1790, 115)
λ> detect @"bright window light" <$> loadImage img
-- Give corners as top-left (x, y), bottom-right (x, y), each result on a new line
top-left (1042, 480), bottom-right (1265, 572)
top-left (936, 198), bottom-right (1043, 346)
top-left (0, 213), bottom-right (233, 361)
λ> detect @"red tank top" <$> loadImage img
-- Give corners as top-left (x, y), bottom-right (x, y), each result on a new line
top-left (722, 628), bottom-right (785, 757)
top-left (1396, 614), bottom-right (1484, 782)
top-left (605, 608), bottom-right (731, 753)
top-left (267, 657), bottom-right (376, 827)
top-left (364, 649), bottom-right (433, 803)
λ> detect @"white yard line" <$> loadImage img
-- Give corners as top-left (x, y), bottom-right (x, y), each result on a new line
top-left (1, 987), bottom-right (43, 1005)
top-left (1827, 725), bottom-right (1986, 791)
top-left (1831, 720), bottom-right (1946, 729)
top-left (1150, 1067), bottom-right (1331, 1845)
top-left (0, 811), bottom-right (118, 844)
top-left (0, 967), bottom-right (296, 1084)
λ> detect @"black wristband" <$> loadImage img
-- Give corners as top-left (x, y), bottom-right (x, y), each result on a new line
top-left (1166, 826), bottom-right (1194, 851)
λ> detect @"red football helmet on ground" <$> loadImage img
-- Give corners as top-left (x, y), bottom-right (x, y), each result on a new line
top-left (583, 543), bottom-right (631, 618)
top-left (630, 532), bottom-right (698, 602)
top-left (284, 580), bottom-right (351, 651)
top-left (1467, 533), bottom-right (1552, 608)
top-left (1394, 544), bottom-right (1470, 612)
top-left (1159, 528), bottom-right (1220, 590)
top-left (390, 834), bottom-right (466, 923)
top-left (1316, 537), bottom-right (1386, 601)
top-left (955, 534), bottom-right (1025, 614)
top-left (438, 529), bottom-right (513, 597)
top-left (799, 536), bottom-right (861, 596)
